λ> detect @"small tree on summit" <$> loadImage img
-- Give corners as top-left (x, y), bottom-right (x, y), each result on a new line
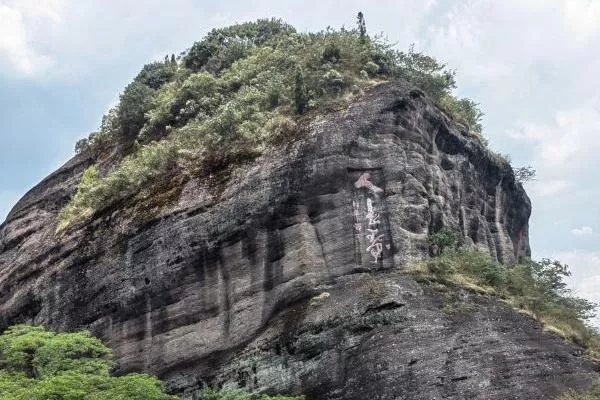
top-left (357, 12), bottom-right (367, 42)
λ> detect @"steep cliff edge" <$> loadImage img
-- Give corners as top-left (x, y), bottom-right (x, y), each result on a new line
top-left (0, 82), bottom-right (596, 399)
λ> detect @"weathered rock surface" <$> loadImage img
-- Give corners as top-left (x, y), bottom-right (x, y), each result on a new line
top-left (0, 82), bottom-right (596, 399)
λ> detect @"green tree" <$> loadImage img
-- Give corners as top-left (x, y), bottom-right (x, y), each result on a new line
top-left (200, 387), bottom-right (303, 400)
top-left (428, 227), bottom-right (461, 256)
top-left (118, 81), bottom-right (156, 140)
top-left (183, 19), bottom-right (295, 72)
top-left (134, 62), bottom-right (177, 90)
top-left (293, 70), bottom-right (309, 114)
top-left (0, 325), bottom-right (176, 400)
top-left (61, 17), bottom-right (494, 232)
top-left (357, 12), bottom-right (367, 43)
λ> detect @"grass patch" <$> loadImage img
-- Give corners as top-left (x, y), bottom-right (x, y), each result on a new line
top-left (560, 381), bottom-right (600, 400)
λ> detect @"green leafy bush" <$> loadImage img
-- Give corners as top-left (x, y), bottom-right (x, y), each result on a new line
top-left (428, 227), bottom-right (462, 256)
top-left (200, 388), bottom-right (303, 400)
top-left (135, 61), bottom-right (178, 90)
top-left (0, 325), bottom-right (176, 400)
top-left (118, 81), bottom-right (156, 140)
top-left (183, 19), bottom-right (296, 73)
top-left (439, 94), bottom-right (484, 134)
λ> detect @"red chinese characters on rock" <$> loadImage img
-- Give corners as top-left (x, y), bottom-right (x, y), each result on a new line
top-left (365, 198), bottom-right (384, 263)
top-left (354, 172), bottom-right (384, 194)
top-left (353, 172), bottom-right (386, 263)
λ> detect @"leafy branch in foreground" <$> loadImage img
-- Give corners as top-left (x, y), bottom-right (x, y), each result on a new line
top-left (0, 325), bottom-right (304, 400)
top-left (0, 325), bottom-right (176, 400)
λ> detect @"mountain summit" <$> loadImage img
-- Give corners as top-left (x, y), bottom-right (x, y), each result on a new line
top-left (0, 19), bottom-right (597, 400)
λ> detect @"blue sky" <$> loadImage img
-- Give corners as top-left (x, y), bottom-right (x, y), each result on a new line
top-left (2, 0), bottom-right (600, 317)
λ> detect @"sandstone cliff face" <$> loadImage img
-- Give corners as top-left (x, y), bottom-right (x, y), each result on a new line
top-left (0, 82), bottom-right (596, 399)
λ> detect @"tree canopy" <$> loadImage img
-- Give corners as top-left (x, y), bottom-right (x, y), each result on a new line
top-left (0, 325), bottom-right (176, 400)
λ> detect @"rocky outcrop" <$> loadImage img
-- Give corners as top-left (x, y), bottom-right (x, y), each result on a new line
top-left (0, 82), bottom-right (594, 399)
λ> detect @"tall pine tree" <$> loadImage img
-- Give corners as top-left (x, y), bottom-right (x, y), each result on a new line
top-left (294, 70), bottom-right (309, 114)
top-left (357, 12), bottom-right (367, 43)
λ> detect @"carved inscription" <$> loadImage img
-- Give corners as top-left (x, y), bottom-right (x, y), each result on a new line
top-left (365, 198), bottom-right (384, 262)
top-left (352, 172), bottom-right (389, 264)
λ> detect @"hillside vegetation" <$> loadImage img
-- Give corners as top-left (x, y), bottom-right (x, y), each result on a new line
top-left (58, 16), bottom-right (484, 231)
top-left (0, 325), bottom-right (303, 400)
top-left (416, 229), bottom-right (600, 361)
top-left (413, 238), bottom-right (600, 399)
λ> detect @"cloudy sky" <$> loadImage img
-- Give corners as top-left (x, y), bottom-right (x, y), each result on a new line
top-left (1, 0), bottom-right (599, 318)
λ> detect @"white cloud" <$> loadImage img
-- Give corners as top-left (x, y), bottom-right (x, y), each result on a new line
top-left (563, 0), bottom-right (600, 43)
top-left (0, 0), bottom-right (439, 82)
top-left (549, 250), bottom-right (600, 326)
top-left (571, 226), bottom-right (593, 236)
top-left (0, 4), bottom-right (55, 76)
top-left (552, 250), bottom-right (600, 293)
top-left (529, 179), bottom-right (571, 198)
top-left (509, 99), bottom-right (600, 184)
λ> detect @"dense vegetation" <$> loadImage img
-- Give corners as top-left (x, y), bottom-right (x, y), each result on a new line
top-left (200, 388), bottom-right (303, 400)
top-left (60, 16), bottom-right (485, 231)
top-left (415, 229), bottom-right (600, 358)
top-left (0, 325), bottom-right (303, 400)
top-left (0, 325), bottom-right (175, 399)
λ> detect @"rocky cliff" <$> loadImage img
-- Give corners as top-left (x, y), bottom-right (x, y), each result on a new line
top-left (0, 82), bottom-right (596, 399)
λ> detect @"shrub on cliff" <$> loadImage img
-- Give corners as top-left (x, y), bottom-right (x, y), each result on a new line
top-left (414, 248), bottom-right (599, 355)
top-left (439, 94), bottom-right (484, 134)
top-left (0, 325), bottom-right (176, 400)
top-left (428, 227), bottom-right (463, 256)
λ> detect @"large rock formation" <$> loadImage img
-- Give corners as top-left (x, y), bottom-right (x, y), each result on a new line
top-left (0, 82), bottom-right (596, 399)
